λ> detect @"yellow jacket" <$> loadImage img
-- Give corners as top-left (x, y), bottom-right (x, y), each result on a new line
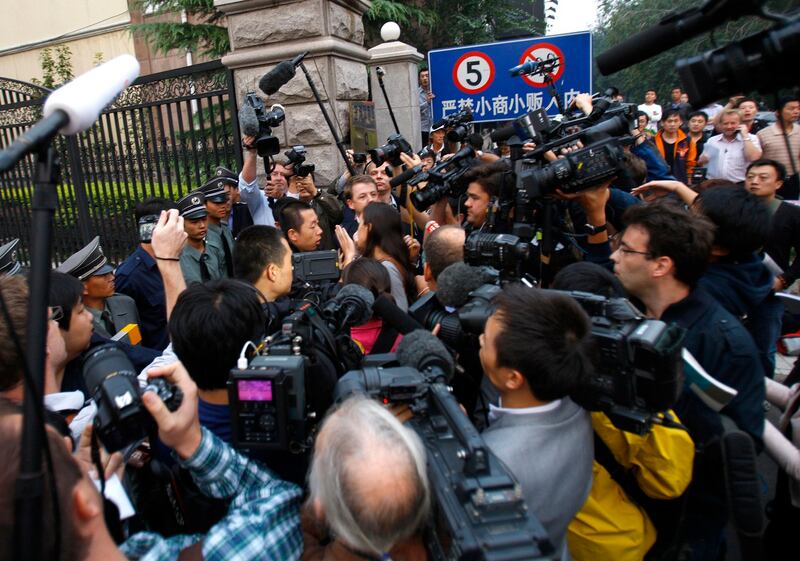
top-left (567, 411), bottom-right (695, 561)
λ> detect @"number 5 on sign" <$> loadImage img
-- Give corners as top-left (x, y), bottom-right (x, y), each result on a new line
top-left (453, 51), bottom-right (495, 94)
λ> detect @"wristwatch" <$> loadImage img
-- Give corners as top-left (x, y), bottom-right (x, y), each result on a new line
top-left (584, 223), bottom-right (607, 235)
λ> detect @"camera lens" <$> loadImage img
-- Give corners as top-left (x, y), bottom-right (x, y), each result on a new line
top-left (82, 344), bottom-right (137, 395)
top-left (411, 183), bottom-right (447, 211)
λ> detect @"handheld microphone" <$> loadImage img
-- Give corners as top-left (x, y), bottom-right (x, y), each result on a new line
top-left (258, 51), bottom-right (309, 95)
top-left (395, 329), bottom-right (455, 381)
top-left (0, 55), bottom-right (140, 172)
top-left (44, 54), bottom-right (141, 135)
top-left (436, 263), bottom-right (496, 308)
top-left (376, 66), bottom-right (386, 77)
top-left (238, 102), bottom-right (260, 137)
top-left (325, 284), bottom-right (375, 328)
top-left (508, 57), bottom-right (560, 78)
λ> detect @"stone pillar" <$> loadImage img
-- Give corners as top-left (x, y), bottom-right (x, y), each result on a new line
top-left (367, 27), bottom-right (424, 151)
top-left (215, 0), bottom-right (371, 185)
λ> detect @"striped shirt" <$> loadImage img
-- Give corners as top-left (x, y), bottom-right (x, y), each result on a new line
top-left (121, 427), bottom-right (303, 561)
top-left (757, 123), bottom-right (800, 176)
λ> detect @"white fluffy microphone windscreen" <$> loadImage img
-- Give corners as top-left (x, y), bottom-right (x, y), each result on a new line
top-left (43, 54), bottom-right (140, 135)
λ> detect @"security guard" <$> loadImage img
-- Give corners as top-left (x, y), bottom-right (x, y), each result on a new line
top-left (199, 175), bottom-right (236, 277)
top-left (216, 165), bottom-right (253, 237)
top-left (0, 238), bottom-right (22, 276)
top-left (177, 190), bottom-right (224, 284)
top-left (56, 236), bottom-right (142, 341)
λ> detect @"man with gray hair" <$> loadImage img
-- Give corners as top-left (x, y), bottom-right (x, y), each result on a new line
top-left (303, 396), bottom-right (430, 561)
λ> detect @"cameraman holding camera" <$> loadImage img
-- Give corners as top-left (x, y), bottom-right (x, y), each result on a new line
top-left (0, 360), bottom-right (303, 561)
top-left (479, 285), bottom-right (594, 559)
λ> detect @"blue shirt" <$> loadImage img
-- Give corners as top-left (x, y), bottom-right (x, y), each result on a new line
top-left (115, 246), bottom-right (170, 350)
top-left (199, 399), bottom-right (233, 444)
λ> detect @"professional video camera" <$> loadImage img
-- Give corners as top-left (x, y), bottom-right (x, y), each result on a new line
top-left (557, 290), bottom-right (686, 434)
top-left (409, 146), bottom-right (477, 211)
top-left (596, 0), bottom-right (800, 108)
top-left (369, 133), bottom-right (414, 166)
top-left (243, 92), bottom-right (285, 157)
top-left (432, 107), bottom-right (474, 143)
top-left (83, 344), bottom-right (183, 452)
top-left (292, 249), bottom-right (340, 284)
top-left (227, 285), bottom-right (372, 452)
top-left (284, 145), bottom-right (315, 177)
top-left (335, 331), bottom-right (556, 561)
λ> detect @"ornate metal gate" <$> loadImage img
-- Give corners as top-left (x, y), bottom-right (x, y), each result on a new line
top-left (0, 60), bottom-right (241, 265)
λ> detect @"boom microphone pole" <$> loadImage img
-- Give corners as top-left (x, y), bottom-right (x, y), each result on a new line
top-left (375, 67), bottom-right (401, 135)
top-left (3, 54), bottom-right (140, 561)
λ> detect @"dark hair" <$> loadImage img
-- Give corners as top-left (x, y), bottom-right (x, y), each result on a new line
top-left (277, 199), bottom-right (315, 236)
top-left (645, 89), bottom-right (657, 95)
top-left (418, 67), bottom-right (428, 76)
top-left (48, 271), bottom-right (83, 331)
top-left (671, 87), bottom-right (682, 93)
top-left (344, 175), bottom-right (377, 202)
top-left (134, 197), bottom-right (176, 221)
top-left (618, 152), bottom-right (648, 189)
top-left (635, 110), bottom-right (648, 122)
top-left (552, 262), bottom-right (626, 298)
top-left (746, 158), bottom-right (787, 182)
top-left (777, 96), bottom-right (799, 112)
top-left (233, 225), bottom-right (288, 284)
top-left (662, 108), bottom-right (682, 121)
top-left (0, 399), bottom-right (87, 561)
top-left (460, 159), bottom-right (510, 198)
top-left (688, 110), bottom-right (708, 121)
top-left (693, 178), bottom-right (733, 194)
top-left (622, 199), bottom-right (714, 287)
top-left (342, 258), bottom-right (392, 300)
top-left (736, 97), bottom-right (758, 107)
top-left (0, 276), bottom-right (28, 392)
top-left (422, 225), bottom-right (464, 280)
top-left (467, 133), bottom-right (484, 151)
top-left (492, 285), bottom-right (593, 401)
top-left (362, 203), bottom-right (415, 302)
top-left (695, 185), bottom-right (770, 258)
top-left (169, 280), bottom-right (266, 390)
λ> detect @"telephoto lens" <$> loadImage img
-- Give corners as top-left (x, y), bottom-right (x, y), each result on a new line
top-left (83, 344), bottom-right (183, 451)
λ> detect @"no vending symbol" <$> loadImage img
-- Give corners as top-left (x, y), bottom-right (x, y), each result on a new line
top-left (452, 51), bottom-right (495, 94)
top-left (519, 42), bottom-right (565, 88)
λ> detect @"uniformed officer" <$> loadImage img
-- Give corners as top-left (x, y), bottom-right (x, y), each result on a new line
top-left (0, 238), bottom-right (22, 276)
top-left (56, 236), bottom-right (142, 341)
top-left (216, 165), bottom-right (253, 237)
top-left (115, 197), bottom-right (176, 350)
top-left (199, 175), bottom-right (236, 277)
top-left (177, 190), bottom-right (224, 284)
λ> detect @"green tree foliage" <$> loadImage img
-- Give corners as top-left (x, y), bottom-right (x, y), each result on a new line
top-left (31, 45), bottom-right (75, 89)
top-left (594, 0), bottom-right (796, 105)
top-left (365, 0), bottom-right (544, 54)
top-left (130, 0), bottom-right (230, 59)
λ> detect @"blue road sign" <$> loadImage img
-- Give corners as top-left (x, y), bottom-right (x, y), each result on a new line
top-left (427, 31), bottom-right (592, 124)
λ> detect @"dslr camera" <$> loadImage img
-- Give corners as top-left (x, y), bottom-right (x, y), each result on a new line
top-left (369, 133), bottom-right (414, 166)
top-left (244, 92), bottom-right (285, 157)
top-left (409, 146), bottom-right (477, 211)
top-left (83, 344), bottom-right (183, 452)
top-left (284, 145), bottom-right (316, 178)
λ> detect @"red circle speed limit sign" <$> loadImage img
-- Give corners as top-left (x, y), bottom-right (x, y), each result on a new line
top-left (519, 43), bottom-right (565, 88)
top-left (452, 51), bottom-right (495, 94)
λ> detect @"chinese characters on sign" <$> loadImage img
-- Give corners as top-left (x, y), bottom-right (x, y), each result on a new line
top-left (440, 89), bottom-right (585, 119)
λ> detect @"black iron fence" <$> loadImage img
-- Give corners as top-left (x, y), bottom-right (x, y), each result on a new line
top-left (0, 60), bottom-right (242, 265)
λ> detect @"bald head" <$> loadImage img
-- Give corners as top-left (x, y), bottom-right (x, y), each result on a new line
top-left (309, 397), bottom-right (429, 555)
top-left (423, 225), bottom-right (466, 289)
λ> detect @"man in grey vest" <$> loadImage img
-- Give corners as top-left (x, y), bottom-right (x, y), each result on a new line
top-left (57, 236), bottom-right (142, 343)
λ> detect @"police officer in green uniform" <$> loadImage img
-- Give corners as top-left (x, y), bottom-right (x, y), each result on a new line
top-left (199, 176), bottom-right (235, 278)
top-left (56, 236), bottom-right (142, 340)
top-left (177, 190), bottom-right (224, 284)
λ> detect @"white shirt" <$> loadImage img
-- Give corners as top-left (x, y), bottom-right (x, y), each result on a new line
top-left (704, 132), bottom-right (762, 183)
top-left (237, 173), bottom-right (277, 227)
top-left (638, 103), bottom-right (662, 134)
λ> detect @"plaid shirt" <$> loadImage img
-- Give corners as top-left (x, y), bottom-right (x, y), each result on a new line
top-left (120, 427), bottom-right (303, 561)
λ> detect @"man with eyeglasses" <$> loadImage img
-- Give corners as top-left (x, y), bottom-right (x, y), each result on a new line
top-left (610, 199), bottom-right (765, 561)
